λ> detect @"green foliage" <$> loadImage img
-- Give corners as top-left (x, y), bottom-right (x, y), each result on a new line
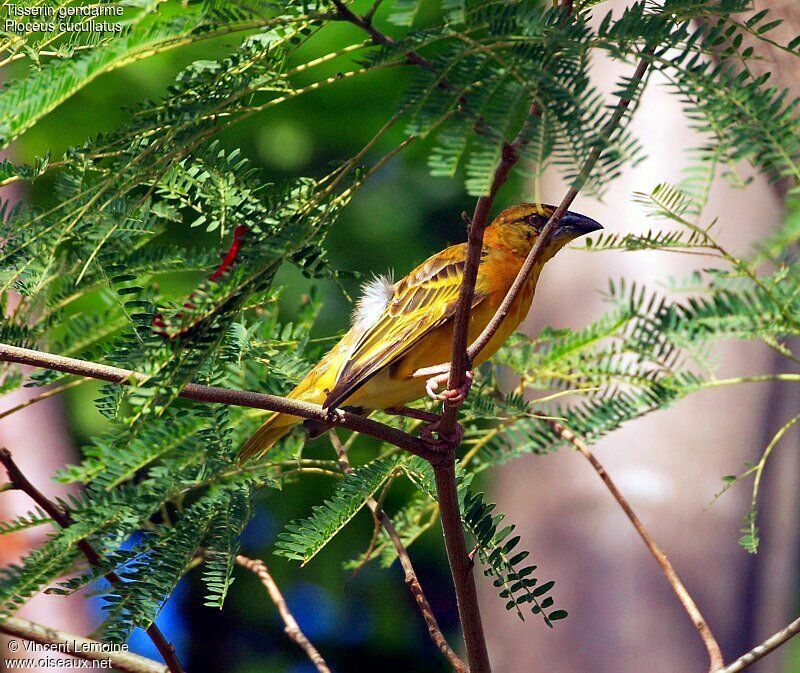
top-left (97, 484), bottom-right (250, 643)
top-left (401, 457), bottom-right (564, 626)
top-left (464, 489), bottom-right (565, 627)
top-left (275, 455), bottom-right (401, 565)
top-left (0, 0), bottom-right (798, 652)
top-left (0, 508), bottom-right (51, 535)
top-left (344, 489), bottom-right (437, 570)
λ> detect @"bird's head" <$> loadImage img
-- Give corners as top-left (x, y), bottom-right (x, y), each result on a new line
top-left (485, 202), bottom-right (603, 259)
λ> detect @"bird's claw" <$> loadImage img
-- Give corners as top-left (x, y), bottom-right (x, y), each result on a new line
top-left (425, 370), bottom-right (474, 407)
top-left (322, 407), bottom-right (347, 428)
top-left (420, 418), bottom-right (463, 451)
top-left (425, 374), bottom-right (448, 401)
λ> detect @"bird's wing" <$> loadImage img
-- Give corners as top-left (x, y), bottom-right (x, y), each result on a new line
top-left (324, 244), bottom-right (486, 409)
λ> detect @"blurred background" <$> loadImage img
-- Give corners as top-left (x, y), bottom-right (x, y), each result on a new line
top-left (1, 1), bottom-right (798, 672)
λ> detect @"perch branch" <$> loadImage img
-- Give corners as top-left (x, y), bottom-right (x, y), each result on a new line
top-left (437, 100), bottom-right (541, 437)
top-left (330, 431), bottom-right (467, 673)
top-left (548, 420), bottom-right (725, 673)
top-left (0, 448), bottom-right (186, 673)
top-left (430, 52), bottom-right (653, 434)
top-left (0, 616), bottom-right (167, 673)
top-left (412, 38), bottom-right (549, 673)
top-left (235, 555), bottom-right (331, 673)
top-left (432, 457), bottom-right (489, 673)
top-left (720, 615), bottom-right (800, 673)
top-left (438, 0), bottom-right (583, 438)
top-left (0, 343), bottom-right (434, 461)
top-left (312, 16), bottom-right (606, 672)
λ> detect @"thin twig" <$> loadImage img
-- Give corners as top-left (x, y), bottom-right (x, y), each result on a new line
top-left (0, 616), bottom-right (167, 673)
top-left (720, 615), bottom-right (800, 673)
top-left (363, 0), bottom-right (384, 24)
top-left (330, 431), bottom-right (467, 672)
top-left (0, 343), bottom-right (434, 461)
top-left (330, 0), bottom-right (437, 72)
top-left (235, 555), bottom-right (332, 673)
top-left (385, 406), bottom-right (441, 423)
top-left (548, 420), bottom-right (725, 672)
top-left (0, 377), bottom-right (86, 421)
top-left (0, 448), bottom-right (186, 673)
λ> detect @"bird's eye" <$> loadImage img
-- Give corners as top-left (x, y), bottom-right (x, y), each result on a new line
top-left (525, 213), bottom-right (542, 231)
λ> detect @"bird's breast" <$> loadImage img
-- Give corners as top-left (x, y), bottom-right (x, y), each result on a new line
top-left (470, 264), bottom-right (538, 367)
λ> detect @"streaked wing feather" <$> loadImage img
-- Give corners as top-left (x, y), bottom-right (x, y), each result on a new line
top-left (324, 245), bottom-right (485, 408)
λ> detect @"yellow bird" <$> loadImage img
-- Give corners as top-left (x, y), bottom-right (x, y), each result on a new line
top-left (239, 203), bottom-right (601, 460)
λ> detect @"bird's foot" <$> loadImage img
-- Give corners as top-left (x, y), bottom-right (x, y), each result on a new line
top-left (425, 370), bottom-right (474, 407)
top-left (420, 418), bottom-right (463, 452)
top-left (307, 406), bottom-right (368, 438)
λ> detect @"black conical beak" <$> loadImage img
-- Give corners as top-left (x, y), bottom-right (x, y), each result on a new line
top-left (556, 210), bottom-right (603, 240)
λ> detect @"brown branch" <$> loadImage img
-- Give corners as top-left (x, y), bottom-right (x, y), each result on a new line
top-left (431, 457), bottom-right (490, 673)
top-left (438, 39), bottom-right (651, 435)
top-left (414, 65), bottom-right (546, 673)
top-left (385, 406), bottom-right (440, 423)
top-left (548, 420), bottom-right (725, 673)
top-left (328, 0), bottom-right (651, 431)
top-left (327, 9), bottom-right (592, 673)
top-left (720, 615), bottom-right (800, 673)
top-left (330, 431), bottom-right (467, 672)
top-left (0, 447), bottom-right (186, 673)
top-left (363, 0), bottom-right (384, 24)
top-left (330, 0), bottom-right (438, 73)
top-left (235, 555), bottom-right (331, 673)
top-left (425, 51), bottom-right (652, 673)
top-left (383, 420), bottom-right (490, 668)
top-left (0, 343), bottom-right (434, 462)
top-left (433, 52), bottom-right (653, 437)
top-left (0, 616), bottom-right (168, 673)
top-left (437, 101), bottom-right (541, 438)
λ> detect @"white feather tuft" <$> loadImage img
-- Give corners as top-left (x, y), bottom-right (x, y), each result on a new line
top-left (352, 272), bottom-right (395, 331)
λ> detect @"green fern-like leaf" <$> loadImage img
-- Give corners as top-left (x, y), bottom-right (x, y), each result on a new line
top-left (275, 456), bottom-right (401, 565)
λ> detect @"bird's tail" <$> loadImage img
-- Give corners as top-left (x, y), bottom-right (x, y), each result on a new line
top-left (238, 411), bottom-right (300, 462)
